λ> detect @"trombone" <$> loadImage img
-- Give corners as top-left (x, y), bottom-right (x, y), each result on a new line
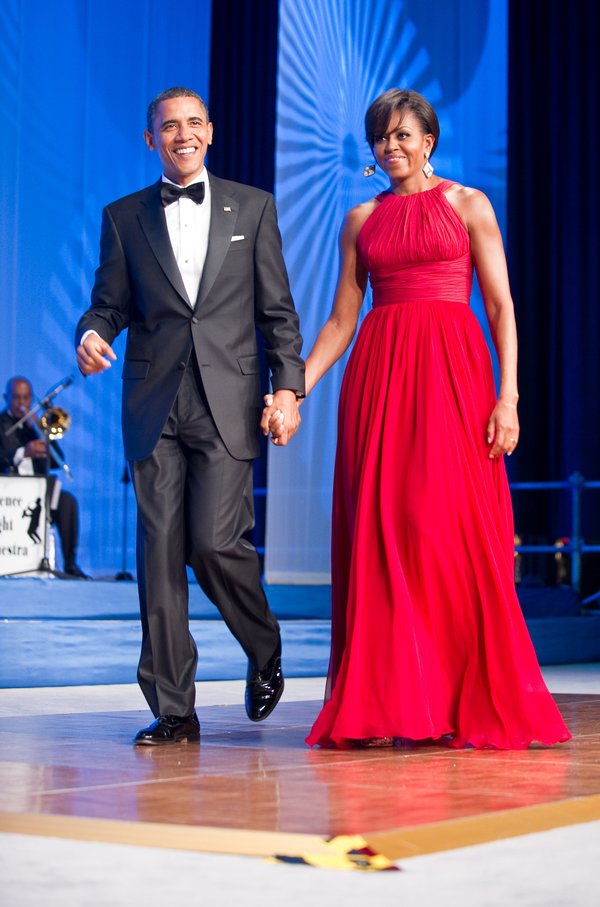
top-left (23, 405), bottom-right (74, 481)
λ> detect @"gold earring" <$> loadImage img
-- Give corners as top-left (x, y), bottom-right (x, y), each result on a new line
top-left (422, 153), bottom-right (434, 179)
top-left (363, 164), bottom-right (376, 177)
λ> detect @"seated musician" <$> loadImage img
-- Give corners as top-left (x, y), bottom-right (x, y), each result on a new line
top-left (0, 375), bottom-right (89, 578)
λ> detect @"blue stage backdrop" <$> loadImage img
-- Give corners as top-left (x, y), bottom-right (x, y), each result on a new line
top-left (0, 0), bottom-right (211, 574)
top-left (266, 0), bottom-right (507, 582)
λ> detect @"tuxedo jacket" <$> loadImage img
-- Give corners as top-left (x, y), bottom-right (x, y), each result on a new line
top-left (76, 174), bottom-right (305, 462)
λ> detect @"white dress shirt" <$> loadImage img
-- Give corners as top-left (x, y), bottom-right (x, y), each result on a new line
top-left (13, 446), bottom-right (34, 475)
top-left (162, 169), bottom-right (211, 305)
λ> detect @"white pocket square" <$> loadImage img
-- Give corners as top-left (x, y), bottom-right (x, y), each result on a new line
top-left (231, 235), bottom-right (245, 242)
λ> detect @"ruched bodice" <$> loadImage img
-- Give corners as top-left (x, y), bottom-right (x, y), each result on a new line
top-left (357, 181), bottom-right (473, 307)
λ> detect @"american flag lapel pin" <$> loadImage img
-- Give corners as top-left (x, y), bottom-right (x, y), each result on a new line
top-left (224, 206), bottom-right (232, 212)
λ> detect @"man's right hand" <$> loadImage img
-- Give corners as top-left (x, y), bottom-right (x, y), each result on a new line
top-left (76, 334), bottom-right (117, 375)
top-left (24, 439), bottom-right (47, 459)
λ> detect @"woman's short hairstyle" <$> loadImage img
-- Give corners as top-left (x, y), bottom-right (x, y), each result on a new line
top-left (365, 89), bottom-right (440, 155)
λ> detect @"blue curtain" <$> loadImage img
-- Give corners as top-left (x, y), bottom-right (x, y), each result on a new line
top-left (0, 0), bottom-right (212, 574)
top-left (209, 0), bottom-right (280, 564)
top-left (5, 0), bottom-right (595, 590)
top-left (266, 0), bottom-right (507, 582)
top-left (507, 0), bottom-right (600, 590)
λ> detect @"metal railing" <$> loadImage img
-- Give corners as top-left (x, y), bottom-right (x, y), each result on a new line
top-left (511, 473), bottom-right (600, 600)
top-left (253, 474), bottom-right (600, 597)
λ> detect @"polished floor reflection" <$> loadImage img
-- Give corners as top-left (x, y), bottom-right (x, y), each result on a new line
top-left (1, 686), bottom-right (599, 852)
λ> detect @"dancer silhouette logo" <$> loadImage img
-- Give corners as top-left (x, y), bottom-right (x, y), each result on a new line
top-left (22, 498), bottom-right (43, 543)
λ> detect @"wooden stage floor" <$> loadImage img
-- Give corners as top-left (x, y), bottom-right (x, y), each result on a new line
top-left (1, 689), bottom-right (600, 868)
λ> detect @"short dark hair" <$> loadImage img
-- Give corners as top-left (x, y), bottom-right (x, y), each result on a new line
top-left (146, 87), bottom-right (210, 132)
top-left (365, 89), bottom-right (440, 155)
top-left (4, 375), bottom-right (32, 401)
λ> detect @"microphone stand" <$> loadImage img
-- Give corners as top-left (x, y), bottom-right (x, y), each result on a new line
top-left (115, 464), bottom-right (134, 581)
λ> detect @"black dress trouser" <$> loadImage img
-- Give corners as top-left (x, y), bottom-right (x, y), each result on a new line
top-left (47, 476), bottom-right (78, 569)
top-left (130, 361), bottom-right (280, 718)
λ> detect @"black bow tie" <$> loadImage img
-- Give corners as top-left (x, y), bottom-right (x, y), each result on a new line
top-left (160, 182), bottom-right (205, 207)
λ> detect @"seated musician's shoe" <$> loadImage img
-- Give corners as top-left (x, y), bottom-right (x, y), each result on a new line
top-left (64, 562), bottom-right (91, 579)
top-left (133, 713), bottom-right (200, 746)
top-left (245, 639), bottom-right (284, 722)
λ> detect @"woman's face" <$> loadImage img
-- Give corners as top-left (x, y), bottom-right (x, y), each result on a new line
top-left (372, 111), bottom-right (434, 181)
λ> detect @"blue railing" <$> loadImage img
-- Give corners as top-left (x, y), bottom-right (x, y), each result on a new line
top-left (254, 474), bottom-right (600, 598)
top-left (511, 473), bottom-right (600, 599)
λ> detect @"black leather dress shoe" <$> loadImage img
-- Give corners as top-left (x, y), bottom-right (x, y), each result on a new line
top-left (245, 639), bottom-right (284, 722)
top-left (133, 713), bottom-right (200, 746)
top-left (64, 563), bottom-right (91, 579)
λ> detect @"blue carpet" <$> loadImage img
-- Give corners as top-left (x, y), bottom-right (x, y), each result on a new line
top-left (0, 578), bottom-right (331, 687)
top-left (0, 618), bottom-right (330, 687)
top-left (0, 578), bottom-right (331, 620)
top-left (1, 578), bottom-right (599, 688)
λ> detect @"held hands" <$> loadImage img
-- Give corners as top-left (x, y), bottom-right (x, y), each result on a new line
top-left (261, 390), bottom-right (301, 446)
top-left (76, 333), bottom-right (117, 375)
top-left (486, 400), bottom-right (519, 458)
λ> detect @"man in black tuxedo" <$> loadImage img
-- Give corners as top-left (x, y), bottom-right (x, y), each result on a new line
top-left (76, 87), bottom-right (304, 745)
top-left (0, 376), bottom-right (87, 578)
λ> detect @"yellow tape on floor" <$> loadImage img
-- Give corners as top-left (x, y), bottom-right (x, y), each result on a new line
top-left (2, 794), bottom-right (599, 870)
top-left (364, 794), bottom-right (600, 859)
top-left (269, 835), bottom-right (398, 871)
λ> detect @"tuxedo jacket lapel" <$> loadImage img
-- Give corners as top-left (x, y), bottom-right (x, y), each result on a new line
top-left (137, 181), bottom-right (190, 307)
top-left (195, 175), bottom-right (239, 311)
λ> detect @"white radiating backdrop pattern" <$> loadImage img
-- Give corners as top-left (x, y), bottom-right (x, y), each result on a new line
top-left (0, 0), bottom-right (211, 574)
top-left (266, 0), bottom-right (507, 582)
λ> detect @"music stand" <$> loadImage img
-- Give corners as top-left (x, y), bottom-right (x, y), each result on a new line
top-left (0, 475), bottom-right (64, 578)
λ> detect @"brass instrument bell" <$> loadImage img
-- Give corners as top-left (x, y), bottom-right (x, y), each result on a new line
top-left (40, 406), bottom-right (71, 440)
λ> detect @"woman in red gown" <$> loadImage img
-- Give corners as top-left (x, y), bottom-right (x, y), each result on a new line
top-left (266, 90), bottom-right (571, 750)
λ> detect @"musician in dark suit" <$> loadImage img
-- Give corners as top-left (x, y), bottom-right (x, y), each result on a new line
top-left (76, 87), bottom-right (304, 745)
top-left (0, 375), bottom-right (87, 577)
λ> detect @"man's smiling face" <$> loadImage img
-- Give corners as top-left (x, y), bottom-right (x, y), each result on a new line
top-left (144, 95), bottom-right (213, 186)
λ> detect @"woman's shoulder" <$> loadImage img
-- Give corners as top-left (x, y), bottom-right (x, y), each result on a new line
top-left (444, 182), bottom-right (496, 225)
top-left (444, 180), bottom-right (482, 200)
top-left (343, 197), bottom-right (383, 236)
